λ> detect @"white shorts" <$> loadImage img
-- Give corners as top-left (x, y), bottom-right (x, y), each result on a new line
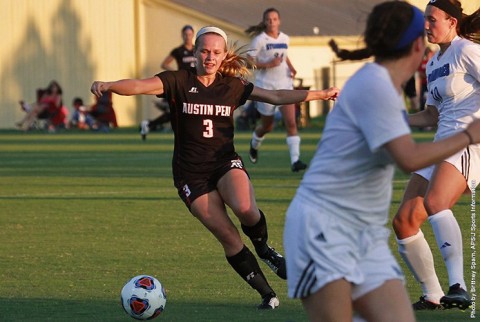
top-left (255, 101), bottom-right (280, 116)
top-left (415, 145), bottom-right (480, 189)
top-left (255, 80), bottom-right (293, 116)
top-left (283, 194), bottom-right (404, 300)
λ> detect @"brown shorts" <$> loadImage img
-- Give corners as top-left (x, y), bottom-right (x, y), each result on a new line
top-left (174, 156), bottom-right (249, 209)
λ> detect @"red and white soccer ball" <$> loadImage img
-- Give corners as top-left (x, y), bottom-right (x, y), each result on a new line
top-left (121, 275), bottom-right (166, 320)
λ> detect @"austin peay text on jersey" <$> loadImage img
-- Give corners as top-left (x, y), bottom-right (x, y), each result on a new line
top-left (182, 102), bottom-right (232, 117)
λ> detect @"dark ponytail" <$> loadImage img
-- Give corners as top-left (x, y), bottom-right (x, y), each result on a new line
top-left (365, 1), bottom-right (420, 60)
top-left (459, 8), bottom-right (480, 44)
top-left (330, 2), bottom-right (423, 62)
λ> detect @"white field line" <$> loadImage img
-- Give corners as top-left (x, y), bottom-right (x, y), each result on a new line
top-left (0, 189), bottom-right (162, 198)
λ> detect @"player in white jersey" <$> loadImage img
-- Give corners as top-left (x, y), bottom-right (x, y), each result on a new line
top-left (245, 8), bottom-right (307, 172)
top-left (392, 0), bottom-right (480, 311)
top-left (250, 31), bottom-right (292, 90)
top-left (284, 2), bottom-right (480, 321)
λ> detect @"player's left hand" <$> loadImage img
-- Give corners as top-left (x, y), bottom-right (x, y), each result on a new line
top-left (91, 81), bottom-right (108, 97)
top-left (324, 87), bottom-right (339, 100)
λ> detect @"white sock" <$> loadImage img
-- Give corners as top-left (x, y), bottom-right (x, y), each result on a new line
top-left (353, 315), bottom-right (367, 322)
top-left (251, 131), bottom-right (264, 150)
top-left (429, 209), bottom-right (466, 289)
top-left (397, 230), bottom-right (444, 303)
top-left (286, 135), bottom-right (301, 164)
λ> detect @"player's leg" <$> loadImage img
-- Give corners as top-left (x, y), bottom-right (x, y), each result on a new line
top-left (190, 190), bottom-right (245, 256)
top-left (424, 161), bottom-right (471, 309)
top-left (302, 279), bottom-right (353, 322)
top-left (278, 104), bottom-right (298, 137)
top-left (285, 194), bottom-right (367, 320)
top-left (140, 99), bottom-right (170, 140)
top-left (140, 113), bottom-right (171, 140)
top-left (353, 280), bottom-right (415, 322)
top-left (218, 169), bottom-right (286, 280)
top-left (189, 191), bottom-right (278, 309)
top-left (393, 174), bottom-right (429, 238)
top-left (249, 102), bottom-right (275, 164)
top-left (139, 120), bottom-right (149, 140)
top-left (148, 113), bottom-right (171, 131)
top-left (392, 173), bottom-right (444, 309)
top-left (353, 224), bottom-right (415, 321)
top-left (279, 104), bottom-right (306, 172)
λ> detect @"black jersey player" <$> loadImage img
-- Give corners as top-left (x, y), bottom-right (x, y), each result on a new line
top-left (140, 25), bottom-right (196, 140)
top-left (91, 26), bottom-right (338, 310)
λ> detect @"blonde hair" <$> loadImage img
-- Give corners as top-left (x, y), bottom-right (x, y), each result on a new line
top-left (218, 42), bottom-right (253, 78)
top-left (195, 28), bottom-right (253, 78)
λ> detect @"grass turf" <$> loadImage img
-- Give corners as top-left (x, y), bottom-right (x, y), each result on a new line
top-left (0, 126), bottom-right (476, 321)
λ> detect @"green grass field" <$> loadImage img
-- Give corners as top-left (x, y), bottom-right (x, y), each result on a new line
top-left (0, 126), bottom-right (477, 321)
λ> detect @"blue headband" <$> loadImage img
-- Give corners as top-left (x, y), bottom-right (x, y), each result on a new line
top-left (395, 6), bottom-right (425, 50)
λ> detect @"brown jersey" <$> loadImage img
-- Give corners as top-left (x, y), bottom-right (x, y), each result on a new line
top-left (157, 70), bottom-right (254, 180)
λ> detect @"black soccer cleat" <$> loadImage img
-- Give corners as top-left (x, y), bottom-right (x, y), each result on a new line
top-left (257, 292), bottom-right (279, 310)
top-left (249, 141), bottom-right (258, 164)
top-left (291, 160), bottom-right (307, 172)
top-left (259, 246), bottom-right (287, 280)
top-left (440, 283), bottom-right (472, 310)
top-left (412, 296), bottom-right (444, 310)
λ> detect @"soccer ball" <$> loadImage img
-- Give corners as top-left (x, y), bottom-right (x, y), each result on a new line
top-left (121, 275), bottom-right (167, 320)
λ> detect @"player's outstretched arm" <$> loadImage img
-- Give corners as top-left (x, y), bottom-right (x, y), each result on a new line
top-left (249, 86), bottom-right (339, 105)
top-left (91, 77), bottom-right (164, 97)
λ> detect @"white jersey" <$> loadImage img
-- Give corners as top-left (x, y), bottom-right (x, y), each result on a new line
top-left (297, 63), bottom-right (411, 226)
top-left (249, 31), bottom-right (293, 89)
top-left (426, 36), bottom-right (480, 141)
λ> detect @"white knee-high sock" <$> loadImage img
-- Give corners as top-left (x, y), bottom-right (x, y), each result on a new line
top-left (286, 135), bottom-right (301, 164)
top-left (397, 230), bottom-right (444, 303)
top-left (251, 131), bottom-right (264, 150)
top-left (429, 209), bottom-right (466, 289)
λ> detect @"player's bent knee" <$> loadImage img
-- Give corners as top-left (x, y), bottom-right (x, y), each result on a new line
top-left (392, 210), bottom-right (425, 238)
top-left (392, 214), bottom-right (411, 237)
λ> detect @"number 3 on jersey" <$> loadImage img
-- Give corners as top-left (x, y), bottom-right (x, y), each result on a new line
top-left (203, 119), bottom-right (213, 138)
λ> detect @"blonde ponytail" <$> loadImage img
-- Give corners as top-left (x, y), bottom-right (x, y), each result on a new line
top-left (219, 43), bottom-right (254, 78)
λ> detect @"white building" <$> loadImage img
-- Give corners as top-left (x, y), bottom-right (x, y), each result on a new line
top-left (1, 0), bottom-right (478, 129)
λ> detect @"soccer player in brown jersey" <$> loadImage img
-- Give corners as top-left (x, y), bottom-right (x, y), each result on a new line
top-left (91, 26), bottom-right (338, 310)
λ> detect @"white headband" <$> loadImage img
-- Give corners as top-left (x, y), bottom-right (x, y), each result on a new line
top-left (195, 26), bottom-right (228, 44)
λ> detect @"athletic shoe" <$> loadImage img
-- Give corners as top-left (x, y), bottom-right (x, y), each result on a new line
top-left (412, 296), bottom-right (444, 310)
top-left (140, 120), bottom-right (149, 141)
top-left (440, 283), bottom-right (472, 310)
top-left (259, 246), bottom-right (287, 280)
top-left (249, 141), bottom-right (258, 164)
top-left (291, 160), bottom-right (307, 172)
top-left (257, 292), bottom-right (279, 310)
